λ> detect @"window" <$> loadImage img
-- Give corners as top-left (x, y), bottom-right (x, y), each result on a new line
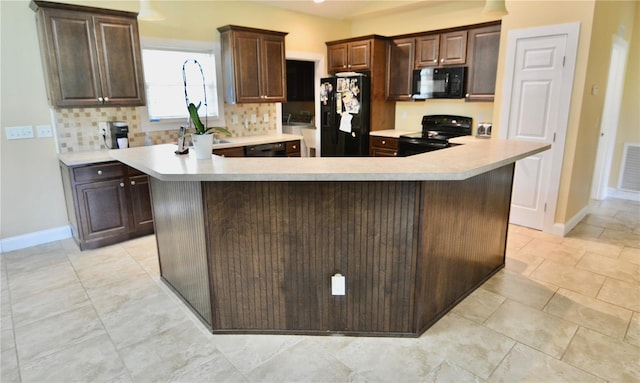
top-left (140, 45), bottom-right (224, 131)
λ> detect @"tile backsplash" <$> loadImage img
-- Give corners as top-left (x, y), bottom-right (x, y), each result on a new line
top-left (54, 103), bottom-right (277, 153)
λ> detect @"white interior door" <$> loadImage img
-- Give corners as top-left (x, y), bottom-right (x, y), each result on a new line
top-left (500, 23), bottom-right (580, 232)
top-left (591, 35), bottom-right (629, 200)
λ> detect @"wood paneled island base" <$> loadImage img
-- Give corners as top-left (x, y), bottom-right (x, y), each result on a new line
top-left (150, 164), bottom-right (514, 337)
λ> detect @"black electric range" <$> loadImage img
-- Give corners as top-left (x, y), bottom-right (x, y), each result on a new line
top-left (398, 115), bottom-right (472, 157)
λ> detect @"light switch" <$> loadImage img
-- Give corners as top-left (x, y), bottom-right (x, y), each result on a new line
top-left (5, 126), bottom-right (34, 140)
top-left (250, 114), bottom-right (257, 124)
top-left (331, 273), bottom-right (345, 296)
top-left (263, 113), bottom-right (269, 123)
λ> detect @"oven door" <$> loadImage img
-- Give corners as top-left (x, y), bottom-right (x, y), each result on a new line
top-left (397, 137), bottom-right (450, 156)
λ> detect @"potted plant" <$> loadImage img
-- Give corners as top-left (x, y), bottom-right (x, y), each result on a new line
top-left (188, 102), bottom-right (232, 159)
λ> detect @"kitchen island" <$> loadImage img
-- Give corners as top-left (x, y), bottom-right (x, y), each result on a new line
top-left (110, 138), bottom-right (548, 337)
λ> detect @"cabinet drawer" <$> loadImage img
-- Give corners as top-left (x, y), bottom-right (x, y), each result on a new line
top-left (213, 146), bottom-right (245, 157)
top-left (286, 140), bottom-right (300, 154)
top-left (73, 162), bottom-right (123, 183)
top-left (370, 136), bottom-right (398, 149)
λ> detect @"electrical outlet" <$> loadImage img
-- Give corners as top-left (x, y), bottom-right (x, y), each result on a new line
top-left (250, 114), bottom-right (257, 124)
top-left (36, 125), bottom-right (53, 138)
top-left (263, 113), bottom-right (269, 123)
top-left (331, 274), bottom-right (345, 296)
top-left (232, 114), bottom-right (239, 124)
top-left (98, 121), bottom-right (108, 136)
top-left (5, 126), bottom-right (34, 140)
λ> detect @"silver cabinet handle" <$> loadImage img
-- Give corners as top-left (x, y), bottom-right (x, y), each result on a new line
top-left (292, 145), bottom-right (297, 149)
top-left (382, 140), bottom-right (386, 145)
top-left (119, 182), bottom-right (124, 187)
top-left (466, 93), bottom-right (470, 98)
top-left (103, 97), bottom-right (109, 102)
top-left (130, 180), bottom-right (136, 186)
top-left (97, 170), bottom-right (103, 175)
top-left (433, 59), bottom-right (437, 63)
top-left (440, 58), bottom-right (445, 63)
top-left (98, 97), bottom-right (104, 102)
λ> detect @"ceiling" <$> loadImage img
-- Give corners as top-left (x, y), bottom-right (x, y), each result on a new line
top-left (250, 0), bottom-right (438, 21)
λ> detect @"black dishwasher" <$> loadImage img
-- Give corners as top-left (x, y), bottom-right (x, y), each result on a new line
top-left (245, 143), bottom-right (287, 157)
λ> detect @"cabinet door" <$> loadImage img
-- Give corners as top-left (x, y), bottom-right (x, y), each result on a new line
top-left (93, 15), bottom-right (145, 106)
top-left (466, 25), bottom-right (501, 101)
top-left (386, 38), bottom-right (415, 101)
top-left (440, 31), bottom-right (467, 65)
top-left (415, 34), bottom-right (440, 68)
top-left (39, 9), bottom-right (102, 107)
top-left (76, 178), bottom-right (129, 241)
top-left (348, 40), bottom-right (371, 71)
top-left (128, 174), bottom-right (154, 232)
top-left (261, 34), bottom-right (287, 102)
top-left (233, 31), bottom-right (263, 103)
top-left (327, 43), bottom-right (348, 73)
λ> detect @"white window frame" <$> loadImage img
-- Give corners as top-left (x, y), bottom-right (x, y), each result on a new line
top-left (138, 37), bottom-right (226, 132)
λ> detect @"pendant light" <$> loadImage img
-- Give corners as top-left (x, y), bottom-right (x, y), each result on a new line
top-left (138, 0), bottom-right (165, 21)
top-left (483, 0), bottom-right (508, 16)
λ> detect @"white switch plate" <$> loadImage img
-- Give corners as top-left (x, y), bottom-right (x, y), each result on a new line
top-left (250, 114), bottom-right (257, 124)
top-left (232, 114), bottom-right (239, 124)
top-left (36, 125), bottom-right (53, 138)
top-left (331, 274), bottom-right (345, 296)
top-left (5, 126), bottom-right (34, 140)
top-left (263, 113), bottom-right (269, 123)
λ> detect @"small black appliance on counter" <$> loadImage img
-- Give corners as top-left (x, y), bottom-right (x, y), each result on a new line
top-left (108, 121), bottom-right (129, 149)
top-left (397, 115), bottom-right (472, 157)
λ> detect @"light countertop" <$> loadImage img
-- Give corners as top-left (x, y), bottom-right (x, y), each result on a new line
top-left (109, 137), bottom-right (549, 182)
top-left (369, 129), bottom-right (409, 138)
top-left (59, 133), bottom-right (303, 166)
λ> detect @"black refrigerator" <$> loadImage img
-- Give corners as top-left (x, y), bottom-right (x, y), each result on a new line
top-left (320, 74), bottom-right (370, 157)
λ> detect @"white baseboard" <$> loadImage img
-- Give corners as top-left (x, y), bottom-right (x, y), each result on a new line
top-left (550, 204), bottom-right (589, 237)
top-left (0, 225), bottom-right (71, 253)
top-left (607, 187), bottom-right (640, 202)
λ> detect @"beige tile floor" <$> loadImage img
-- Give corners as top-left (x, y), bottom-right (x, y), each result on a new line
top-left (1, 198), bottom-right (639, 382)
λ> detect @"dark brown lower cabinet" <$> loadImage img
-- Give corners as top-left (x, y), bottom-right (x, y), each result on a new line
top-left (370, 136), bottom-right (398, 157)
top-left (60, 161), bottom-right (154, 250)
top-left (151, 163), bottom-right (514, 337)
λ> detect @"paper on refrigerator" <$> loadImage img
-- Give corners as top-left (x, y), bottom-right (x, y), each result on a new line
top-left (339, 112), bottom-right (353, 133)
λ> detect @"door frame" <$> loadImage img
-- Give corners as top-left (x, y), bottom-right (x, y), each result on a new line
top-left (278, 51), bottom-right (325, 157)
top-left (590, 34), bottom-right (629, 200)
top-left (499, 22), bottom-right (580, 234)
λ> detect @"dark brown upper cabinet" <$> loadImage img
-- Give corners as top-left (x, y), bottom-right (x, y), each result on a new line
top-left (31, 1), bottom-right (146, 108)
top-left (465, 24), bottom-right (502, 101)
top-left (218, 25), bottom-right (288, 104)
top-left (327, 39), bottom-right (373, 73)
top-left (416, 31), bottom-right (467, 68)
top-left (386, 37), bottom-right (415, 101)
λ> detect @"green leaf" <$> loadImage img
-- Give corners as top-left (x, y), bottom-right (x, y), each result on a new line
top-left (212, 127), bottom-right (232, 137)
top-left (187, 102), bottom-right (205, 134)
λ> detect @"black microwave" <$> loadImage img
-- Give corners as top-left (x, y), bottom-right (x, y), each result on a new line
top-left (412, 66), bottom-right (467, 99)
